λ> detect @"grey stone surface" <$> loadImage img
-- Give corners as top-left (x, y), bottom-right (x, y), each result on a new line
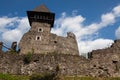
top-left (0, 40), bottom-right (120, 77)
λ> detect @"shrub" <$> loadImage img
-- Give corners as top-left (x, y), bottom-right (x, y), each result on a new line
top-left (24, 52), bottom-right (33, 64)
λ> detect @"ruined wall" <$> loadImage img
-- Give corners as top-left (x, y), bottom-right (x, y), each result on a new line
top-left (1, 40), bottom-right (120, 77)
top-left (48, 32), bottom-right (79, 55)
top-left (88, 40), bottom-right (120, 77)
top-left (19, 22), bottom-right (79, 55)
top-left (0, 53), bottom-right (89, 76)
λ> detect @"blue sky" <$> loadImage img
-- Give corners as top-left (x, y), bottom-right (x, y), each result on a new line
top-left (0, 0), bottom-right (120, 55)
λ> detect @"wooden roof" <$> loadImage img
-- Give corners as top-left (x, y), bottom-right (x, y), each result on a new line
top-left (33, 4), bottom-right (50, 12)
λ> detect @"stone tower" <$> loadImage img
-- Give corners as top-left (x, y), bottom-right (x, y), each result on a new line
top-left (27, 4), bottom-right (55, 44)
top-left (19, 4), bottom-right (79, 55)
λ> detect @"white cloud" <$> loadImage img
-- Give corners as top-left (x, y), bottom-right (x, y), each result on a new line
top-left (113, 5), bottom-right (120, 16)
top-left (0, 16), bottom-right (30, 47)
top-left (52, 14), bottom-right (85, 36)
top-left (0, 16), bottom-right (18, 32)
top-left (2, 29), bottom-right (22, 43)
top-left (78, 39), bottom-right (114, 54)
top-left (115, 26), bottom-right (120, 39)
top-left (100, 13), bottom-right (115, 26)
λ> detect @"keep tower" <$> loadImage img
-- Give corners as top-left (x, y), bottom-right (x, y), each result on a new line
top-left (27, 4), bottom-right (55, 44)
top-left (19, 5), bottom-right (55, 54)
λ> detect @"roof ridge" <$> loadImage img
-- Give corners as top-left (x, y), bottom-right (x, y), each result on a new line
top-left (33, 4), bottom-right (50, 12)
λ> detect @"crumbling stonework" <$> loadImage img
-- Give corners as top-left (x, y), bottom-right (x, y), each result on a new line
top-left (0, 40), bottom-right (120, 77)
top-left (88, 40), bottom-right (120, 77)
top-left (19, 5), bottom-right (79, 55)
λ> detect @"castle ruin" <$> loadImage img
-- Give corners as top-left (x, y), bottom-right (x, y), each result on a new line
top-left (19, 4), bottom-right (79, 55)
top-left (0, 4), bottom-right (120, 77)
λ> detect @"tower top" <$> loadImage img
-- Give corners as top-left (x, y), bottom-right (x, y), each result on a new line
top-left (33, 4), bottom-right (50, 12)
top-left (27, 4), bottom-right (55, 27)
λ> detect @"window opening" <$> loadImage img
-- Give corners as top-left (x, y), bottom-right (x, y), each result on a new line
top-left (54, 41), bottom-right (57, 44)
top-left (36, 36), bottom-right (41, 41)
top-left (38, 28), bottom-right (43, 32)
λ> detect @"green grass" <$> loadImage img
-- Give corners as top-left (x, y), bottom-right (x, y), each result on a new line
top-left (0, 73), bottom-right (29, 80)
top-left (0, 73), bottom-right (120, 80)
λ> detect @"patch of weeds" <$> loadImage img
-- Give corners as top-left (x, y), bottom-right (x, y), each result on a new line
top-left (24, 52), bottom-right (33, 64)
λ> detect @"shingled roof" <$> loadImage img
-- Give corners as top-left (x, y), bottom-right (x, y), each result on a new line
top-left (33, 4), bottom-right (50, 12)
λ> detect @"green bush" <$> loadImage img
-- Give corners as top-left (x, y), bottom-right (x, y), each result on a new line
top-left (24, 52), bottom-right (33, 64)
top-left (23, 48), bottom-right (35, 64)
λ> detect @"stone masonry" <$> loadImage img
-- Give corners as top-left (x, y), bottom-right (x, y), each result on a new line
top-left (0, 39), bottom-right (120, 77)
top-left (19, 4), bottom-right (79, 55)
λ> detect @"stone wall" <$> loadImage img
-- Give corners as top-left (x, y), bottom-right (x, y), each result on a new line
top-left (48, 32), bottom-right (79, 55)
top-left (88, 40), bottom-right (120, 77)
top-left (0, 40), bottom-right (120, 77)
top-left (0, 53), bottom-right (89, 76)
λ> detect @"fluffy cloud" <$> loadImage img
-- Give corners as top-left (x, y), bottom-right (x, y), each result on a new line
top-left (0, 17), bottom-right (18, 32)
top-left (52, 14), bottom-right (85, 36)
top-left (113, 5), bottom-right (120, 16)
top-left (2, 29), bottom-right (22, 42)
top-left (0, 16), bottom-right (30, 47)
top-left (78, 39), bottom-right (113, 53)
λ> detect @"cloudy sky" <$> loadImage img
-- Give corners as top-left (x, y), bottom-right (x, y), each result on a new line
top-left (0, 0), bottom-right (120, 55)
